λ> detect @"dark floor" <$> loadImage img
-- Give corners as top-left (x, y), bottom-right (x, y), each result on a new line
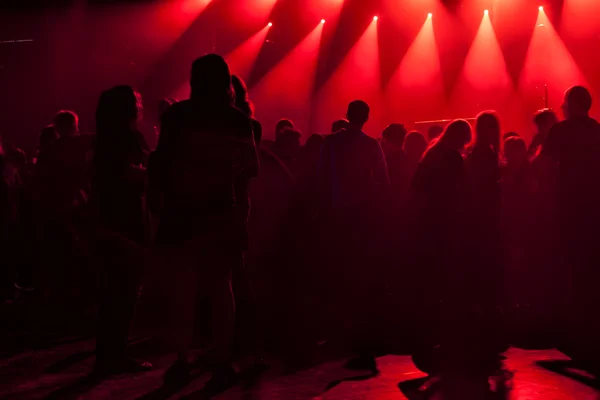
top-left (2, 337), bottom-right (599, 399)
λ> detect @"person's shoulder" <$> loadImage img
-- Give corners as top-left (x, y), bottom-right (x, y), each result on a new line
top-left (162, 99), bottom-right (192, 120)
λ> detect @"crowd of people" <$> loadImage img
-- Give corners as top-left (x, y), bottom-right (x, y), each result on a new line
top-left (1, 53), bottom-right (600, 395)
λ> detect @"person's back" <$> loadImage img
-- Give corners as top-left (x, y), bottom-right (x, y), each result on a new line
top-left (319, 100), bottom-right (389, 213)
top-left (544, 87), bottom-right (600, 230)
top-left (152, 99), bottom-right (257, 245)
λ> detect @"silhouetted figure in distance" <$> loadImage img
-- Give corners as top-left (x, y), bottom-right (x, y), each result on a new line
top-left (317, 100), bottom-right (390, 372)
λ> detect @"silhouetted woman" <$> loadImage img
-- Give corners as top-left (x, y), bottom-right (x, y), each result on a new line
top-left (411, 120), bottom-right (506, 393)
top-left (92, 85), bottom-right (151, 375)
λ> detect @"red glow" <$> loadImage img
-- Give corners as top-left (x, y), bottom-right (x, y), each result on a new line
top-left (225, 24), bottom-right (272, 81)
top-left (450, 12), bottom-right (513, 118)
top-left (239, 0), bottom-right (279, 22)
top-left (561, 0), bottom-right (600, 38)
top-left (315, 19), bottom-right (382, 135)
top-left (306, 0), bottom-right (345, 20)
top-left (252, 23), bottom-right (325, 137)
top-left (385, 16), bottom-right (444, 122)
top-left (519, 8), bottom-right (587, 112)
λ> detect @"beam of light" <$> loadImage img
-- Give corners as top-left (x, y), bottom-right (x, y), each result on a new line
top-left (225, 23), bottom-right (273, 81)
top-left (561, 0), bottom-right (600, 38)
top-left (251, 22), bottom-right (325, 137)
top-left (384, 15), bottom-right (444, 122)
top-left (315, 19), bottom-right (382, 135)
top-left (449, 11), bottom-right (513, 118)
top-left (519, 8), bottom-right (587, 112)
top-left (171, 23), bottom-right (272, 99)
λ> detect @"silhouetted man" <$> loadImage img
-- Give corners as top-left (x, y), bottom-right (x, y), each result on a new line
top-left (317, 100), bottom-right (389, 372)
top-left (528, 109), bottom-right (557, 159)
top-left (544, 86), bottom-right (600, 368)
top-left (275, 118), bottom-right (294, 140)
top-left (150, 54), bottom-right (258, 391)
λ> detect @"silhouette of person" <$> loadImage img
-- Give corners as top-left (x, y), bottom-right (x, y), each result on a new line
top-left (272, 128), bottom-right (301, 172)
top-left (381, 124), bottom-right (410, 205)
top-left (36, 110), bottom-right (94, 214)
top-left (404, 131), bottom-right (427, 164)
top-left (149, 54), bottom-right (258, 391)
top-left (150, 98), bottom-right (176, 150)
top-left (465, 111), bottom-right (503, 303)
top-left (528, 109), bottom-right (557, 160)
top-left (37, 125), bottom-right (58, 163)
top-left (92, 86), bottom-right (152, 375)
top-left (317, 100), bottom-right (389, 372)
top-left (275, 118), bottom-right (294, 139)
top-left (543, 86), bottom-right (600, 368)
top-left (412, 119), bottom-right (505, 388)
top-left (427, 124), bottom-right (443, 143)
top-left (331, 118), bottom-right (349, 134)
top-left (403, 131), bottom-right (427, 187)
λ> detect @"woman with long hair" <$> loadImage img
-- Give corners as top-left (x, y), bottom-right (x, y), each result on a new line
top-left (92, 85), bottom-right (151, 375)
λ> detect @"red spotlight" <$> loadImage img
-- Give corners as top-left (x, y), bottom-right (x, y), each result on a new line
top-left (321, 19), bottom-right (326, 24)
top-left (484, 9), bottom-right (489, 16)
top-left (428, 13), bottom-right (432, 19)
top-left (373, 16), bottom-right (378, 21)
top-left (539, 6), bottom-right (543, 11)
top-left (268, 22), bottom-right (273, 27)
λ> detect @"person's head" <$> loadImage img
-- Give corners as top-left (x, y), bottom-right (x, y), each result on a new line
top-left (157, 98), bottom-right (175, 120)
top-left (427, 125), bottom-right (443, 142)
top-left (53, 110), bottom-right (79, 138)
top-left (276, 118), bottom-right (294, 138)
top-left (331, 118), bottom-right (349, 133)
top-left (503, 132), bottom-right (519, 141)
top-left (231, 75), bottom-right (254, 118)
top-left (403, 131), bottom-right (427, 162)
top-left (346, 100), bottom-right (369, 129)
top-left (190, 54), bottom-right (233, 104)
top-left (475, 111), bottom-right (501, 154)
top-left (504, 136), bottom-right (527, 166)
top-left (533, 109), bottom-right (558, 136)
top-left (437, 119), bottom-right (472, 153)
top-left (96, 85), bottom-right (142, 134)
top-left (274, 129), bottom-right (301, 160)
top-left (562, 86), bottom-right (592, 119)
top-left (39, 125), bottom-right (58, 152)
top-left (381, 123), bottom-right (407, 150)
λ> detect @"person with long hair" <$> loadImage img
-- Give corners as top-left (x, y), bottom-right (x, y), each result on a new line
top-left (149, 54), bottom-right (258, 391)
top-left (92, 85), bottom-right (151, 375)
top-left (411, 119), bottom-right (505, 393)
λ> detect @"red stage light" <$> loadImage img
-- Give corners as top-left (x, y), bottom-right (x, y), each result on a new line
top-left (321, 19), bottom-right (326, 24)
top-left (268, 22), bottom-right (273, 27)
top-left (484, 9), bottom-right (489, 15)
top-left (428, 12), bottom-right (432, 18)
top-left (539, 6), bottom-right (543, 11)
top-left (373, 16), bottom-right (379, 21)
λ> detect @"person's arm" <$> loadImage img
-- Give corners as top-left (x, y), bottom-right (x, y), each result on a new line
top-left (541, 124), bottom-right (560, 163)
